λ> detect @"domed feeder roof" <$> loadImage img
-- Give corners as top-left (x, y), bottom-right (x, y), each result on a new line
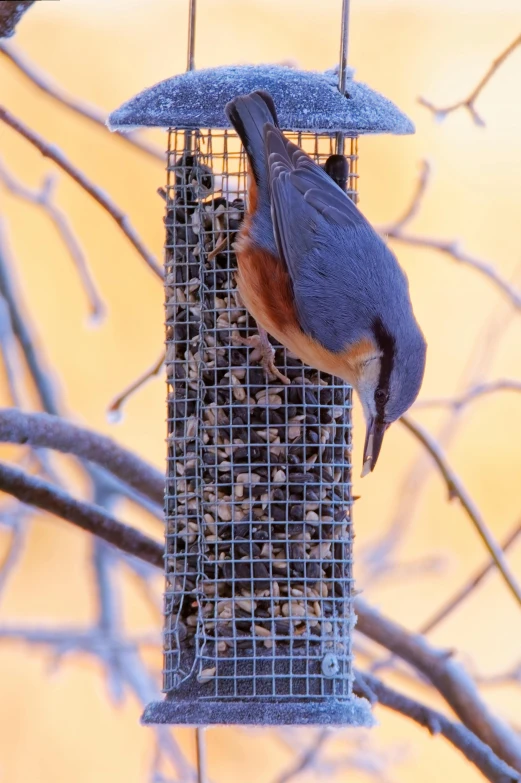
top-left (108, 64), bottom-right (414, 136)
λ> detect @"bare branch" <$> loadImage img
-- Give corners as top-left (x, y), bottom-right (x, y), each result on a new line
top-left (354, 670), bottom-right (521, 783)
top-left (372, 518), bottom-right (521, 678)
top-left (0, 2), bottom-right (34, 39)
top-left (108, 351), bottom-right (165, 421)
top-left (0, 512), bottom-right (27, 604)
top-left (390, 233), bottom-right (521, 310)
top-left (0, 620), bottom-right (192, 781)
top-left (400, 414), bottom-right (521, 609)
top-left (381, 162), bottom-right (521, 311)
top-left (87, 537), bottom-right (194, 782)
top-left (421, 518), bottom-right (521, 635)
top-left (0, 292), bottom-right (24, 407)
top-left (0, 158), bottom-right (106, 324)
top-left (0, 220), bottom-right (162, 522)
top-left (0, 106), bottom-right (163, 279)
top-left (415, 379), bottom-right (521, 410)
top-left (0, 42), bottom-right (164, 162)
top-left (0, 407), bottom-right (164, 505)
top-left (0, 460), bottom-right (163, 567)
top-left (390, 159), bottom-right (432, 231)
top-left (274, 730), bottom-right (331, 783)
top-left (3, 460), bottom-right (517, 777)
top-left (0, 218), bottom-right (61, 415)
top-left (419, 34), bottom-right (521, 126)
top-left (355, 599), bottom-right (521, 772)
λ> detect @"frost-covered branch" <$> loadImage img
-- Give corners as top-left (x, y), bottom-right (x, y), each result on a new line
top-left (0, 106), bottom-right (163, 279)
top-left (355, 599), bottom-right (521, 772)
top-left (0, 407), bottom-right (164, 504)
top-left (354, 671), bottom-right (521, 783)
top-left (0, 158), bottom-right (106, 323)
top-left (400, 414), bottom-right (521, 610)
top-left (108, 351), bottom-right (165, 421)
top-left (0, 41), bottom-right (163, 161)
top-left (0, 461), bottom-right (163, 567)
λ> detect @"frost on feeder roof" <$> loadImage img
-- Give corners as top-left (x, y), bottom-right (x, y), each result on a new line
top-left (108, 64), bottom-right (414, 135)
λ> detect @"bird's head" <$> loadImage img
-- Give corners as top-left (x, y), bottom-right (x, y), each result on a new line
top-left (351, 316), bottom-right (427, 476)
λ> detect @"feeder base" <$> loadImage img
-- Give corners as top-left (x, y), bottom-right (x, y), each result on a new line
top-left (141, 695), bottom-right (373, 727)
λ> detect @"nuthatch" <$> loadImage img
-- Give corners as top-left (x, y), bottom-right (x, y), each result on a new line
top-left (225, 91), bottom-right (427, 475)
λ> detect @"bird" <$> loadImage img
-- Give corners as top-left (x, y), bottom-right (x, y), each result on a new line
top-left (225, 90), bottom-right (426, 475)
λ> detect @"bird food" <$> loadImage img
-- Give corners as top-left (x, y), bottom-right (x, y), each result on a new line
top-left (159, 128), bottom-right (367, 719)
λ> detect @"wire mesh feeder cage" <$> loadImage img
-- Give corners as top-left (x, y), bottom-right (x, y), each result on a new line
top-left (109, 62), bottom-right (414, 727)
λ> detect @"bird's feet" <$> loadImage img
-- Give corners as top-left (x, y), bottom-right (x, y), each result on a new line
top-left (239, 329), bottom-right (291, 385)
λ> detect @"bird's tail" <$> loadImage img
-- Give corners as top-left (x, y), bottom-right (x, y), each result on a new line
top-left (225, 90), bottom-right (279, 197)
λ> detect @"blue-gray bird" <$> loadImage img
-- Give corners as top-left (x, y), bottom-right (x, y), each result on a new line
top-left (225, 90), bottom-right (427, 475)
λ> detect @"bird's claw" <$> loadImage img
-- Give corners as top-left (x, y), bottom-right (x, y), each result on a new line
top-left (240, 333), bottom-right (291, 385)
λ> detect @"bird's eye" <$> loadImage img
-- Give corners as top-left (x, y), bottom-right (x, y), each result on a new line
top-left (375, 389), bottom-right (388, 405)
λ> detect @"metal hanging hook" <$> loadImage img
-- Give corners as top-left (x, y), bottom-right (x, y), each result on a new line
top-left (336, 0), bottom-right (351, 154)
top-left (338, 0), bottom-right (350, 95)
top-left (187, 0), bottom-right (197, 72)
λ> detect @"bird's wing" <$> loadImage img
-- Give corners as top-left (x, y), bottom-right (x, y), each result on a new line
top-left (264, 124), bottom-right (373, 353)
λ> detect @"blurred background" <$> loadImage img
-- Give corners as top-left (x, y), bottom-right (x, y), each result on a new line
top-left (0, 0), bottom-right (520, 781)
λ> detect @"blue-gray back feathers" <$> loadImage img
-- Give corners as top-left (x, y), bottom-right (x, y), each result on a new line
top-left (226, 91), bottom-right (426, 421)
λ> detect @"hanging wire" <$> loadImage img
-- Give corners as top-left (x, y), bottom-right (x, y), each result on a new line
top-left (187, 0), bottom-right (197, 72)
top-left (196, 727), bottom-right (208, 783)
top-left (336, 0), bottom-right (351, 155)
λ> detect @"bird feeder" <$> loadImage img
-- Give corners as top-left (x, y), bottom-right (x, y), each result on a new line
top-left (108, 2), bottom-right (413, 728)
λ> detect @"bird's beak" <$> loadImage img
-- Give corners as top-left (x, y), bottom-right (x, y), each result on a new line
top-left (361, 417), bottom-right (389, 477)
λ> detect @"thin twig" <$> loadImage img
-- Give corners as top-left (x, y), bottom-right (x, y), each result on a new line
top-left (0, 460), bottom-right (163, 567)
top-left (0, 513), bottom-right (27, 603)
top-left (418, 34), bottom-right (521, 126)
top-left (0, 407), bottom-right (164, 504)
top-left (108, 351), bottom-right (165, 421)
top-left (420, 519), bottom-right (521, 635)
top-left (0, 42), bottom-right (164, 161)
top-left (0, 621), bottom-right (192, 781)
top-left (0, 217), bottom-right (61, 414)
top-left (274, 730), bottom-right (331, 783)
top-left (196, 728), bottom-right (208, 783)
top-left (355, 598), bottom-right (521, 772)
top-left (354, 670), bottom-right (521, 783)
top-left (400, 414), bottom-right (521, 609)
top-left (372, 518), bottom-right (521, 677)
top-left (0, 106), bottom-right (163, 279)
top-left (390, 159), bottom-right (432, 231)
top-left (0, 292), bottom-right (24, 407)
top-left (381, 161), bottom-right (521, 311)
top-left (415, 379), bottom-right (521, 410)
top-left (88, 531), bottom-right (194, 781)
top-left (91, 537), bottom-right (125, 702)
top-left (476, 663), bottom-right (521, 689)
top-left (390, 232), bottom-right (521, 310)
top-left (0, 158), bottom-right (106, 323)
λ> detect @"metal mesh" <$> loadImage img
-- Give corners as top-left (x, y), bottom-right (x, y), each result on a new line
top-left (163, 128), bottom-right (361, 716)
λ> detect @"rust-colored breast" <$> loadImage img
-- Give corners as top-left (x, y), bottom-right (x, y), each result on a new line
top-left (235, 170), bottom-right (377, 384)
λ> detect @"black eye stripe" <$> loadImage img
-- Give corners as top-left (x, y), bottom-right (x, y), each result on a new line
top-left (372, 318), bottom-right (395, 416)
